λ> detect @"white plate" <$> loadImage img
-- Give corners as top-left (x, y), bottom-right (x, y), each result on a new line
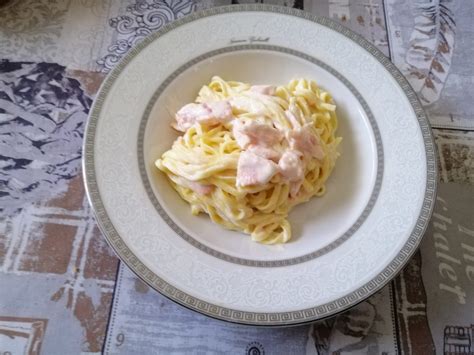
top-left (84, 5), bottom-right (437, 325)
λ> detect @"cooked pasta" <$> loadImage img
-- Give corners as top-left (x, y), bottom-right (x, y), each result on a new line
top-left (155, 76), bottom-right (341, 244)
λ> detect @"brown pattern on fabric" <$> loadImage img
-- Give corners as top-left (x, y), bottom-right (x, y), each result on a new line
top-left (386, 0), bottom-right (473, 130)
top-left (44, 175), bottom-right (118, 352)
top-left (312, 287), bottom-right (396, 354)
top-left (0, 60), bottom-right (91, 214)
top-left (73, 291), bottom-right (116, 351)
top-left (66, 69), bottom-right (106, 98)
top-left (0, 316), bottom-right (48, 355)
top-left (1, 172), bottom-right (118, 352)
top-left (392, 251), bottom-right (435, 354)
top-left (0, 63), bottom-right (118, 353)
top-left (435, 129), bottom-right (474, 185)
top-left (403, 0), bottom-right (456, 105)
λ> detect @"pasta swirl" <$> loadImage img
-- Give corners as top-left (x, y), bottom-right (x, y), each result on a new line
top-left (156, 76), bottom-right (341, 244)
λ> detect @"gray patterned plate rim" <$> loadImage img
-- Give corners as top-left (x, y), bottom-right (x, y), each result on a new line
top-left (138, 44), bottom-right (384, 267)
top-left (83, 4), bottom-right (438, 326)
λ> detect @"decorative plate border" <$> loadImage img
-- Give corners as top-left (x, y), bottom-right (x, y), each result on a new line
top-left (137, 44), bottom-right (384, 267)
top-left (83, 4), bottom-right (437, 325)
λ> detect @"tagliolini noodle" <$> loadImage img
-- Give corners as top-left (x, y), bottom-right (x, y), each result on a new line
top-left (155, 76), bottom-right (341, 244)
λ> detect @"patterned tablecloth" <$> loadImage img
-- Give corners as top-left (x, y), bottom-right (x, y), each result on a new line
top-left (0, 1), bottom-right (473, 354)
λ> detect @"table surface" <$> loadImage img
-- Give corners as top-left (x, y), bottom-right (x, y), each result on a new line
top-left (0, 1), bottom-right (473, 354)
